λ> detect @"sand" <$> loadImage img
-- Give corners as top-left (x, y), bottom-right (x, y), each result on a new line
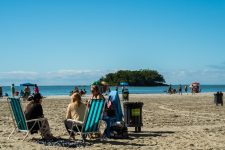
top-left (1, 93), bottom-right (225, 150)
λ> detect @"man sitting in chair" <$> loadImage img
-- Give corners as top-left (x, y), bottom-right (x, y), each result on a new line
top-left (64, 93), bottom-right (86, 140)
top-left (24, 93), bottom-right (55, 140)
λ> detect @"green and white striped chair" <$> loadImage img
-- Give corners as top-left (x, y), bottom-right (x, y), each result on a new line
top-left (68, 98), bottom-right (106, 142)
top-left (7, 97), bottom-right (45, 141)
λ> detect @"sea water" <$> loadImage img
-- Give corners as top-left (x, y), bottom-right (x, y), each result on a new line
top-left (1, 85), bottom-right (225, 96)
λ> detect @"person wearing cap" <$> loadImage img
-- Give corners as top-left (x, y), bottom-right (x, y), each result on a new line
top-left (24, 93), bottom-right (55, 140)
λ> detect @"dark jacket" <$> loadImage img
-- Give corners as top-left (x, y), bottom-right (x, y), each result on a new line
top-left (24, 102), bottom-right (44, 132)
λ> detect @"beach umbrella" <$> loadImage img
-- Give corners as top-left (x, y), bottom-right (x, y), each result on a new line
top-left (120, 82), bottom-right (129, 86)
top-left (20, 83), bottom-right (35, 86)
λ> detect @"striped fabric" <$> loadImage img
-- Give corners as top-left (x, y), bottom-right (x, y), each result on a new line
top-left (83, 99), bottom-right (105, 133)
top-left (8, 98), bottom-right (28, 131)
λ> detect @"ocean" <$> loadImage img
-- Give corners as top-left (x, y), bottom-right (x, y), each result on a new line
top-left (1, 85), bottom-right (225, 96)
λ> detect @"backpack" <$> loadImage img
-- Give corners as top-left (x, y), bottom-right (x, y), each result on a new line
top-left (110, 121), bottom-right (128, 139)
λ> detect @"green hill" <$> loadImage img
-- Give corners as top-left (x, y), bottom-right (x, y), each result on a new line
top-left (100, 69), bottom-right (167, 86)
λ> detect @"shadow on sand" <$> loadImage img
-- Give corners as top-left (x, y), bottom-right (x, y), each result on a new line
top-left (31, 137), bottom-right (92, 148)
top-left (129, 131), bottom-right (175, 139)
top-left (97, 139), bottom-right (146, 147)
top-left (91, 130), bottom-right (175, 147)
top-left (31, 131), bottom-right (174, 148)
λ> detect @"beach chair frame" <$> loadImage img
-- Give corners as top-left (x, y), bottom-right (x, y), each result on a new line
top-left (7, 97), bottom-right (46, 141)
top-left (68, 98), bottom-right (106, 142)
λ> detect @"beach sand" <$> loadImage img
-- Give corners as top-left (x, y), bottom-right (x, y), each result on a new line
top-left (1, 93), bottom-right (225, 149)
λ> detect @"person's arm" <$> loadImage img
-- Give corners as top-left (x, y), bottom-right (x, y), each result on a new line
top-left (37, 104), bottom-right (44, 118)
top-left (24, 103), bottom-right (31, 120)
top-left (66, 104), bottom-right (71, 119)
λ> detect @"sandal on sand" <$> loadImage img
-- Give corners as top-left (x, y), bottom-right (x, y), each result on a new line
top-left (42, 134), bottom-right (57, 140)
top-left (69, 135), bottom-right (75, 140)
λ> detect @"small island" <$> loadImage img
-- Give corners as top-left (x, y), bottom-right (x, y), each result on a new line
top-left (100, 69), bottom-right (167, 86)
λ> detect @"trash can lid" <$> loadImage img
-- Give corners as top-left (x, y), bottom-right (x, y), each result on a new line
top-left (123, 102), bottom-right (143, 107)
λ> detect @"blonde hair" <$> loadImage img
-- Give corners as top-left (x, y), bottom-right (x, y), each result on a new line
top-left (71, 93), bottom-right (81, 107)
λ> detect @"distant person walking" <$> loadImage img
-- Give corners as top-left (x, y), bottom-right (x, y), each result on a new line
top-left (73, 86), bottom-right (79, 93)
top-left (34, 84), bottom-right (39, 94)
top-left (168, 84), bottom-right (172, 94)
top-left (11, 84), bottom-right (15, 97)
top-left (190, 85), bottom-right (193, 95)
top-left (184, 85), bottom-right (188, 94)
top-left (0, 85), bottom-right (2, 97)
top-left (178, 85), bottom-right (182, 95)
top-left (24, 86), bottom-right (31, 98)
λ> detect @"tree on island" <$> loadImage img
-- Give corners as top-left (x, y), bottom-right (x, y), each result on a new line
top-left (99, 69), bottom-right (166, 86)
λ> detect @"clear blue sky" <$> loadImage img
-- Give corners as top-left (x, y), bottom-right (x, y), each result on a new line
top-left (0, 0), bottom-right (225, 85)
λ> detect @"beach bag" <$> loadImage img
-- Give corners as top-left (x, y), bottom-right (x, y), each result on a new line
top-left (110, 121), bottom-right (128, 139)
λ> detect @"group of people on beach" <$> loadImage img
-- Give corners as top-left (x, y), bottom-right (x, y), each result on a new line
top-left (167, 84), bottom-right (202, 95)
top-left (23, 83), bottom-right (112, 140)
top-left (167, 84), bottom-right (188, 95)
top-left (70, 86), bottom-right (87, 96)
top-left (11, 84), bottom-right (39, 98)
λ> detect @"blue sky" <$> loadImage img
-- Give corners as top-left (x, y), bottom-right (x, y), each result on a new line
top-left (0, 0), bottom-right (225, 85)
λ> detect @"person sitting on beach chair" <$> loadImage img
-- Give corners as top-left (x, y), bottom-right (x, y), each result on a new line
top-left (90, 85), bottom-right (105, 99)
top-left (64, 93), bottom-right (87, 140)
top-left (65, 88), bottom-right (106, 142)
top-left (86, 84), bottom-right (106, 108)
top-left (85, 85), bottom-right (106, 138)
top-left (24, 93), bottom-right (55, 140)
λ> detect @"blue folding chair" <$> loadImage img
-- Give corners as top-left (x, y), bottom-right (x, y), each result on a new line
top-left (7, 97), bottom-right (45, 140)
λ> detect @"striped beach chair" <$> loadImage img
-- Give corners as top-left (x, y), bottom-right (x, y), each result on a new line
top-left (7, 97), bottom-right (45, 141)
top-left (68, 98), bottom-right (106, 142)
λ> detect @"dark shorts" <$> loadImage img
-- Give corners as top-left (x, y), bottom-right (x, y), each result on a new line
top-left (64, 120), bottom-right (82, 136)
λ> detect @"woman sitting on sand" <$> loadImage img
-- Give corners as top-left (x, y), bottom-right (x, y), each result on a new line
top-left (24, 93), bottom-right (55, 140)
top-left (64, 93), bottom-right (87, 139)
